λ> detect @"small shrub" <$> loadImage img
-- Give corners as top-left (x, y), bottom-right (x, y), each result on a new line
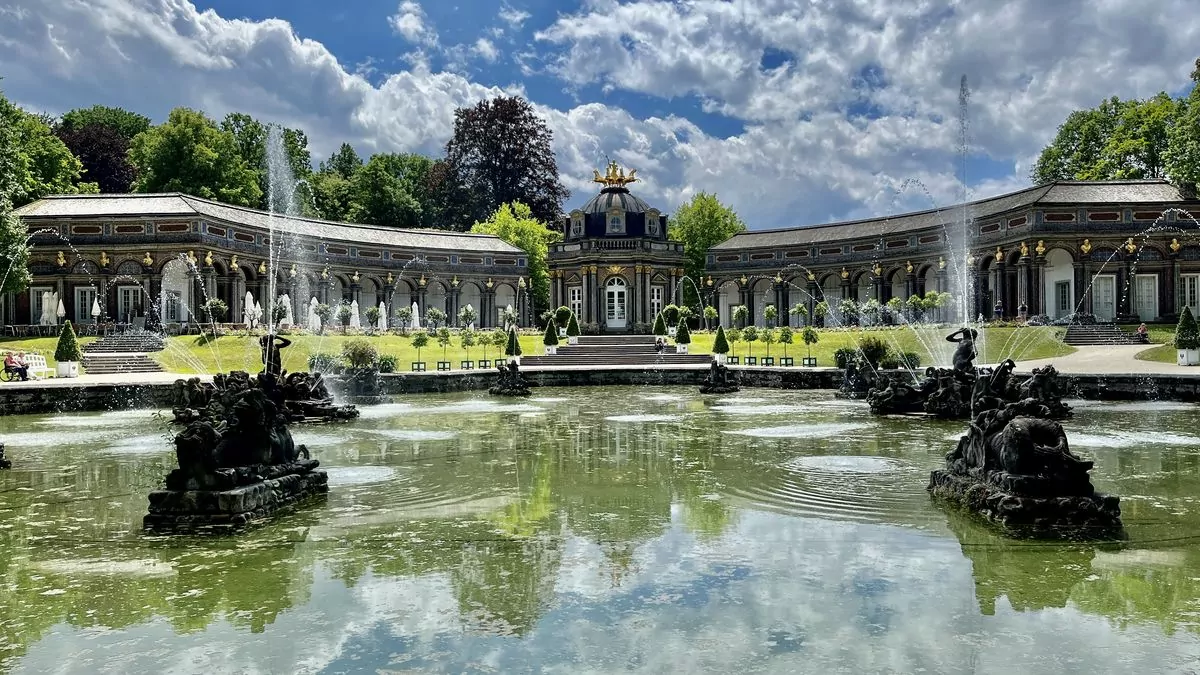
top-left (505, 327), bottom-right (522, 357)
top-left (778, 326), bottom-right (794, 356)
top-left (652, 312), bottom-right (667, 336)
top-left (582, 321), bottom-right (601, 335)
top-left (55, 321), bottom-right (82, 362)
top-left (308, 352), bottom-right (340, 373)
top-left (857, 336), bottom-right (890, 368)
top-left (365, 306), bottom-right (382, 330)
top-left (436, 327), bottom-right (452, 359)
top-left (314, 304), bottom-right (333, 334)
top-left (675, 320), bottom-right (692, 345)
top-left (1176, 306), bottom-right (1200, 349)
top-left (566, 313), bottom-right (581, 337)
top-left (341, 338), bottom-right (379, 370)
top-left (632, 321), bottom-right (652, 335)
top-left (802, 325), bottom-right (819, 359)
top-left (897, 351), bottom-right (922, 369)
top-left (713, 325), bottom-right (730, 354)
top-left (411, 331), bottom-right (430, 361)
top-left (555, 306), bottom-right (573, 327)
top-left (543, 319), bottom-right (559, 346)
top-left (378, 354), bottom-right (398, 373)
top-left (833, 347), bottom-right (858, 369)
top-left (664, 304), bottom-right (681, 326)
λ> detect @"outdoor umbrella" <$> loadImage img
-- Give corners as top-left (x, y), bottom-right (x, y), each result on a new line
top-left (411, 301), bottom-right (421, 330)
top-left (377, 302), bottom-right (387, 332)
top-left (349, 299), bottom-right (361, 329)
top-left (244, 292), bottom-right (256, 327)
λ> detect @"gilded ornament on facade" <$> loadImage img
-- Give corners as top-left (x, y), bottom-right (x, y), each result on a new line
top-left (592, 161), bottom-right (638, 188)
top-left (204, 250), bottom-right (213, 267)
top-left (99, 251), bottom-right (109, 268)
top-left (872, 263), bottom-right (882, 276)
top-left (938, 256), bottom-right (945, 270)
top-left (1035, 240), bottom-right (1046, 256)
top-left (966, 252), bottom-right (976, 266)
top-left (418, 274), bottom-right (426, 286)
top-left (258, 260), bottom-right (266, 274)
top-left (1080, 239), bottom-right (1092, 255)
top-left (589, 265), bottom-right (598, 274)
top-left (1124, 238), bottom-right (1137, 254)
top-left (740, 274), bottom-right (748, 285)
top-left (840, 267), bottom-right (849, 279)
top-left (143, 252), bottom-right (154, 267)
top-left (56, 251), bottom-right (66, 267)
top-left (806, 271), bottom-right (815, 281)
top-left (290, 264), bottom-right (297, 278)
top-left (905, 261), bottom-right (914, 274)
top-left (386, 272), bottom-right (393, 284)
top-left (995, 246), bottom-right (1004, 262)
top-left (451, 276), bottom-right (459, 287)
top-left (774, 273), bottom-right (783, 284)
top-left (229, 254), bottom-right (238, 269)
top-left (1171, 238), bottom-right (1182, 253)
top-left (1019, 241), bottom-right (1029, 257)
top-left (607, 265), bottom-right (625, 276)
top-left (321, 266), bottom-right (329, 280)
top-left (187, 250), bottom-right (198, 265)
top-left (485, 277), bottom-right (494, 289)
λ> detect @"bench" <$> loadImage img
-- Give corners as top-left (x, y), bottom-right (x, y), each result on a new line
top-left (24, 354), bottom-right (54, 379)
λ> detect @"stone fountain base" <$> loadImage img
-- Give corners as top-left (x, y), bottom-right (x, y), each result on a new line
top-left (927, 469), bottom-right (1123, 539)
top-left (489, 362), bottom-right (532, 397)
top-left (143, 459), bottom-right (327, 534)
top-left (699, 362), bottom-right (740, 394)
top-left (0, 442), bottom-right (10, 469)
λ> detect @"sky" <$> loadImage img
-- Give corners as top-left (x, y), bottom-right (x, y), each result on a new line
top-left (0, 0), bottom-right (1197, 230)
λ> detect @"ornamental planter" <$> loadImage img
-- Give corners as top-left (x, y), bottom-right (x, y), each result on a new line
top-left (1177, 349), bottom-right (1199, 366)
top-left (460, 360), bottom-right (474, 370)
top-left (411, 362), bottom-right (426, 372)
top-left (780, 357), bottom-right (795, 367)
top-left (479, 359), bottom-right (492, 369)
top-left (675, 344), bottom-right (688, 354)
top-left (437, 361), bottom-right (452, 372)
top-left (568, 336), bottom-right (579, 345)
top-left (545, 345), bottom-right (557, 355)
top-left (713, 353), bottom-right (727, 365)
top-left (668, 327), bottom-right (677, 338)
top-left (558, 328), bottom-right (567, 337)
top-left (56, 361), bottom-right (80, 378)
top-left (761, 357), bottom-right (774, 366)
top-left (746, 356), bottom-right (758, 366)
top-left (801, 357), bottom-right (818, 367)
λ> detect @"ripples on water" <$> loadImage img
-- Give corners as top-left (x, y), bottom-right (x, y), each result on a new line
top-left (1, 387), bottom-right (1199, 673)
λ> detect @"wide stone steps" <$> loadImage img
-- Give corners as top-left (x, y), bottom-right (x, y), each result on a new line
top-left (523, 333), bottom-right (711, 366)
top-left (83, 331), bottom-right (166, 353)
top-left (81, 352), bottom-right (164, 375)
top-left (1063, 324), bottom-right (1144, 346)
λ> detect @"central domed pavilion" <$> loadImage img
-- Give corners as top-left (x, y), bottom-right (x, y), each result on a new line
top-left (547, 162), bottom-right (687, 333)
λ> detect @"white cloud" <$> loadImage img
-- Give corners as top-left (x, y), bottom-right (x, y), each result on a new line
top-left (498, 4), bottom-right (531, 29)
top-left (389, 0), bottom-right (438, 47)
top-left (0, 0), bottom-right (1198, 230)
top-left (473, 38), bottom-right (499, 63)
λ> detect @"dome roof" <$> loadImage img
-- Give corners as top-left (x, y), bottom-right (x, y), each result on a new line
top-left (580, 187), bottom-right (654, 215)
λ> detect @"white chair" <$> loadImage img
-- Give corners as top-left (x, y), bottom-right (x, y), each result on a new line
top-left (23, 354), bottom-right (54, 379)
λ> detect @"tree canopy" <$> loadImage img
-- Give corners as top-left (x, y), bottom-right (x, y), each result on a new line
top-left (1032, 60), bottom-right (1200, 186)
top-left (470, 202), bottom-right (561, 310)
top-left (445, 96), bottom-right (569, 225)
top-left (669, 192), bottom-right (747, 302)
top-left (56, 122), bottom-right (136, 193)
top-left (0, 91), bottom-right (96, 207)
top-left (59, 105), bottom-right (151, 140)
top-left (219, 112), bottom-right (312, 211)
top-left (128, 107), bottom-right (262, 206)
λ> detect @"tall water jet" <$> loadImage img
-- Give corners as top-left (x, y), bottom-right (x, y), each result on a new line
top-left (949, 75), bottom-right (973, 330)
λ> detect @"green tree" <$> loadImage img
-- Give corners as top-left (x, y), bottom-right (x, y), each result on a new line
top-left (763, 304), bottom-right (778, 327)
top-left (320, 143), bottom-right (363, 179)
top-left (55, 123), bottom-right (137, 193)
top-left (129, 108), bottom-right (262, 206)
top-left (314, 303), bottom-right (333, 334)
top-left (802, 326), bottom-right (819, 360)
top-left (0, 92), bottom-right (94, 206)
top-left (1166, 58), bottom-right (1200, 188)
top-left (1032, 94), bottom-right (1177, 183)
top-left (470, 202), bottom-right (561, 310)
top-left (675, 320), bottom-right (691, 346)
top-left (55, 320), bottom-right (82, 362)
top-left (778, 326), bottom-right (794, 357)
top-left (311, 170), bottom-right (355, 222)
top-left (543, 318), bottom-right (559, 346)
top-left (59, 105), bottom-right (151, 140)
top-left (1175, 306), bottom-right (1199, 349)
top-left (220, 112), bottom-right (313, 211)
top-left (712, 325), bottom-right (730, 355)
top-left (789, 302), bottom-right (808, 326)
top-left (411, 331), bottom-right (430, 362)
top-left (460, 328), bottom-right (477, 360)
top-left (703, 305), bottom-right (718, 330)
top-left (652, 312), bottom-right (667, 336)
top-left (505, 327), bottom-right (523, 357)
top-left (566, 312), bottom-right (581, 338)
top-left (436, 327), bottom-right (453, 360)
top-left (732, 304), bottom-right (749, 328)
top-left (445, 96), bottom-right (569, 225)
top-left (742, 325), bottom-right (758, 356)
top-left (669, 193), bottom-right (747, 304)
top-left (348, 154), bottom-right (422, 227)
top-left (0, 195), bottom-right (28, 295)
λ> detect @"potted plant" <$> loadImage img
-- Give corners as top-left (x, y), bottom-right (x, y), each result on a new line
top-left (459, 328), bottom-right (477, 369)
top-left (801, 326), bottom-right (819, 366)
top-left (652, 311), bottom-right (668, 340)
top-left (364, 306), bottom-right (382, 334)
top-left (394, 306), bottom-right (413, 333)
top-left (814, 300), bottom-right (830, 328)
top-left (789, 302), bottom-right (808, 327)
top-left (458, 304), bottom-right (477, 329)
top-left (566, 312), bottom-right (581, 345)
top-left (664, 304), bottom-right (680, 337)
top-left (763, 304), bottom-right (778, 328)
top-left (742, 325), bottom-right (758, 365)
top-left (1177, 306), bottom-right (1200, 365)
top-left (543, 318), bottom-right (560, 355)
top-left (675, 319), bottom-right (691, 353)
top-left (778, 326), bottom-right (794, 366)
top-left (410, 331), bottom-right (429, 371)
top-left (426, 307), bottom-right (447, 330)
top-left (337, 303), bottom-right (353, 333)
top-left (732, 304), bottom-right (749, 329)
top-left (436, 327), bottom-right (453, 370)
top-left (505, 326), bottom-right (522, 365)
top-left (727, 328), bottom-right (742, 364)
top-left (760, 328), bottom-right (776, 365)
top-left (703, 305), bottom-right (718, 331)
top-left (555, 306), bottom-right (572, 337)
top-left (202, 298), bottom-right (228, 335)
top-left (341, 338), bottom-right (380, 396)
top-left (486, 328), bottom-right (508, 368)
top-left (55, 320), bottom-right (82, 378)
top-left (712, 325), bottom-right (730, 364)
top-left (314, 303), bottom-right (333, 335)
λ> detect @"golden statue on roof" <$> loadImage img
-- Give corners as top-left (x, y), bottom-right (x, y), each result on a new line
top-left (592, 160), bottom-right (638, 188)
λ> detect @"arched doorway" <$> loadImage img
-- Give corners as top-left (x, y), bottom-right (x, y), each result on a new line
top-left (605, 276), bottom-right (628, 329)
top-left (1043, 248), bottom-right (1075, 319)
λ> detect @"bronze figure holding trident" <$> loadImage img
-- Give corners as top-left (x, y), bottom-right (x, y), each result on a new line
top-left (259, 333), bottom-right (292, 376)
top-left (945, 327), bottom-right (979, 373)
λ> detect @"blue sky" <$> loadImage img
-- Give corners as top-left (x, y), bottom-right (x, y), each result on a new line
top-left (1, 0), bottom-right (1198, 228)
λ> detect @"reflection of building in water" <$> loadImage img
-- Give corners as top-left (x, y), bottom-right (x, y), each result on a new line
top-left (945, 511), bottom-right (1095, 615)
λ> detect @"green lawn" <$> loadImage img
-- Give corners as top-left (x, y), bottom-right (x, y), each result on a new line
top-left (1116, 323), bottom-right (1176, 364)
top-left (0, 325), bottom-right (1075, 375)
top-left (0, 336), bottom-right (99, 368)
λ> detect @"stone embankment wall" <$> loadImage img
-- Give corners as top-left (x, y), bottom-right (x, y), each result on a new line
top-left (0, 368), bottom-right (1197, 414)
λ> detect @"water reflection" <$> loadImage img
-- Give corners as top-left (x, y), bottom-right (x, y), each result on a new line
top-left (0, 389), bottom-right (1199, 672)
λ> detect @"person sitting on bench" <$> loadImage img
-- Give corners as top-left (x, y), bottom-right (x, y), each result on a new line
top-left (1137, 323), bottom-right (1149, 344)
top-left (4, 352), bottom-right (28, 381)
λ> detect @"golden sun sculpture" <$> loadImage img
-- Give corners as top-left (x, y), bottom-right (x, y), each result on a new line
top-left (592, 161), bottom-right (638, 188)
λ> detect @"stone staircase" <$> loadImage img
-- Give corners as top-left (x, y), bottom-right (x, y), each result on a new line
top-left (1062, 324), bottom-right (1144, 346)
top-left (81, 331), bottom-right (166, 375)
top-left (521, 334), bottom-right (712, 367)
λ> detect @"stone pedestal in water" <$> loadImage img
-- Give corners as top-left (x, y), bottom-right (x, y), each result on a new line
top-left (489, 361), bottom-right (532, 396)
top-left (699, 361), bottom-right (740, 394)
top-left (145, 371), bottom-right (330, 534)
top-left (0, 442), bottom-right (10, 470)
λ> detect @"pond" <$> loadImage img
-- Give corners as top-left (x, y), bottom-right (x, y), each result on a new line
top-left (1, 388), bottom-right (1200, 673)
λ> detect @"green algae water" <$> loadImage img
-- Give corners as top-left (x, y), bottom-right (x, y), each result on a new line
top-left (2, 387), bottom-right (1200, 673)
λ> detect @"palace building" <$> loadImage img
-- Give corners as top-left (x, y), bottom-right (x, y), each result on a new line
top-left (6, 172), bottom-right (1200, 334)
